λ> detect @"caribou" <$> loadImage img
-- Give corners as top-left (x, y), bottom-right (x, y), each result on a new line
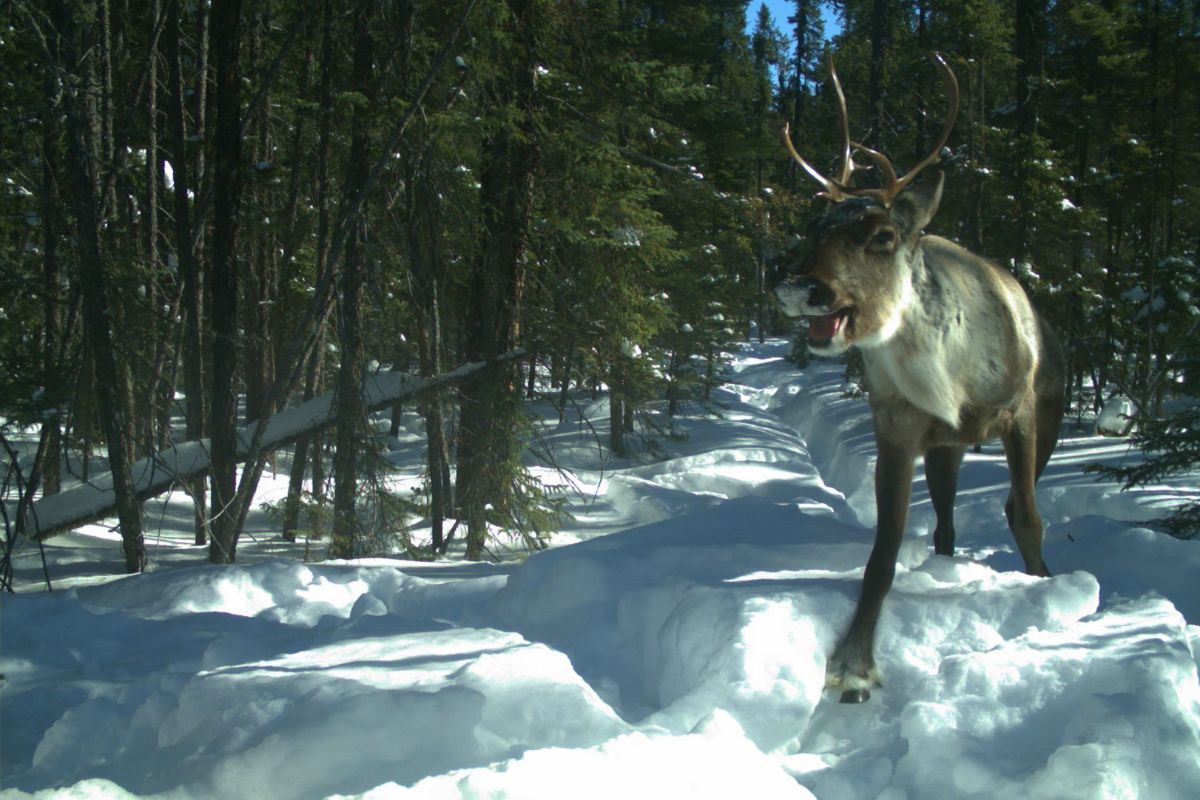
top-left (775, 54), bottom-right (1066, 703)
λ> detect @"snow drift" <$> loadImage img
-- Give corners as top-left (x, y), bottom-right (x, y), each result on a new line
top-left (3, 340), bottom-right (1199, 799)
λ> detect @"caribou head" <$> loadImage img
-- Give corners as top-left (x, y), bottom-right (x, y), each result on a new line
top-left (775, 54), bottom-right (960, 356)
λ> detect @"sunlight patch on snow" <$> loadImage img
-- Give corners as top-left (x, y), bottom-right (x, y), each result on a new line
top-left (347, 714), bottom-right (814, 800)
top-left (726, 567), bottom-right (864, 582)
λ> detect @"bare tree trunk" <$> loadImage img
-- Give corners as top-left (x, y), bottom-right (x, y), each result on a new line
top-left (283, 1), bottom-right (334, 543)
top-left (667, 350), bottom-right (680, 417)
top-left (426, 397), bottom-right (451, 552)
top-left (97, 0), bottom-right (117, 214)
top-left (525, 350), bottom-right (539, 399)
top-left (457, 0), bottom-right (537, 561)
top-left (866, 0), bottom-right (888, 149)
top-left (609, 388), bottom-right (628, 455)
top-left (40, 61), bottom-right (65, 497)
top-left (74, 340), bottom-right (96, 482)
top-left (193, 0), bottom-right (210, 222)
top-left (967, 57), bottom-right (987, 254)
top-left (167, 0), bottom-right (209, 544)
top-left (391, 2), bottom-right (457, 554)
top-left (243, 5), bottom-right (274, 426)
top-left (282, 340), bottom-right (325, 542)
top-left (407, 193), bottom-right (451, 552)
top-left (786, 0), bottom-right (813, 192)
top-left (145, 0), bottom-right (180, 455)
top-left (915, 0), bottom-right (929, 150)
top-left (555, 339), bottom-right (574, 421)
top-left (329, 0), bottom-right (375, 559)
top-left (208, 0), bottom-right (244, 564)
top-left (1014, 0), bottom-right (1046, 260)
top-left (53, 0), bottom-right (145, 572)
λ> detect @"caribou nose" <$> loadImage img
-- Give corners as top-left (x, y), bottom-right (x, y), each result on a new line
top-left (803, 279), bottom-right (835, 310)
top-left (776, 277), bottom-right (834, 314)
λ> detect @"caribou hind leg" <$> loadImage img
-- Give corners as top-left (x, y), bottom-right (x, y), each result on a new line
top-left (1001, 417), bottom-right (1052, 578)
top-left (1005, 316), bottom-right (1066, 574)
top-left (926, 445), bottom-right (965, 557)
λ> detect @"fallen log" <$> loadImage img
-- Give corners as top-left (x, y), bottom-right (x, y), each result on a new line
top-left (22, 351), bottom-right (526, 541)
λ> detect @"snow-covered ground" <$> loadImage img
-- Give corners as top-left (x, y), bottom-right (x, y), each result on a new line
top-left (4, 339), bottom-right (1200, 799)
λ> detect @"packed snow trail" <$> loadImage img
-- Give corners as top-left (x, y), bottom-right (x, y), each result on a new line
top-left (3, 340), bottom-right (1199, 799)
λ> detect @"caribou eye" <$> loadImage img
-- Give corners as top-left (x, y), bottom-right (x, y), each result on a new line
top-left (869, 229), bottom-right (896, 249)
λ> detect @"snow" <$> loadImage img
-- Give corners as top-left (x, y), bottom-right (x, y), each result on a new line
top-left (4, 340), bottom-right (1200, 799)
top-left (1097, 397), bottom-right (1134, 436)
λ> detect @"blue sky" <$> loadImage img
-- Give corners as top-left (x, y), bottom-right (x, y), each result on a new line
top-left (748, 0), bottom-right (843, 46)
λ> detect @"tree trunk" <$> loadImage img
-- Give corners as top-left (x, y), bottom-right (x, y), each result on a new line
top-left (53, 0), bottom-right (146, 573)
top-left (208, 0), bottom-right (244, 564)
top-left (426, 398), bottom-right (451, 553)
top-left (167, 0), bottom-right (209, 544)
top-left (420, 221), bottom-right (451, 554)
top-left (555, 342), bottom-right (574, 422)
top-left (283, 1), bottom-right (334, 544)
top-left (243, 5), bottom-right (275, 427)
top-left (609, 361), bottom-right (627, 456)
top-left (866, 0), bottom-right (888, 149)
top-left (146, 2), bottom-right (182, 457)
top-left (97, 0), bottom-right (116, 215)
top-left (329, 0), bottom-right (375, 559)
top-left (1014, 0), bottom-right (1046, 260)
top-left (787, 0), bottom-right (812, 192)
top-left (915, 0), bottom-right (929, 151)
top-left (282, 338), bottom-right (324, 542)
top-left (525, 350), bottom-right (539, 399)
top-left (967, 57), bottom-right (987, 254)
top-left (40, 60), bottom-right (65, 497)
top-left (456, 0), bottom-right (538, 561)
top-left (667, 350), bottom-right (680, 417)
top-left (405, 163), bottom-right (452, 554)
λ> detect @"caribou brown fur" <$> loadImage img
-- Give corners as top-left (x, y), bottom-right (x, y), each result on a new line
top-left (775, 55), bottom-right (1066, 704)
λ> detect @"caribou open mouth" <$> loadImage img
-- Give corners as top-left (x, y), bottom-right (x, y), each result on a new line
top-left (807, 309), bottom-right (851, 346)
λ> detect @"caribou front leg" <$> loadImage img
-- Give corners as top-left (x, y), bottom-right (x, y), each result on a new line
top-left (827, 437), bottom-right (915, 703)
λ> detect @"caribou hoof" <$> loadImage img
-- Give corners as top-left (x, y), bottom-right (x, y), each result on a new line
top-left (839, 688), bottom-right (871, 704)
top-left (825, 644), bottom-right (880, 703)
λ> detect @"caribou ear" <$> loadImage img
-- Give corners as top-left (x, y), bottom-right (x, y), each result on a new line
top-left (891, 171), bottom-right (944, 237)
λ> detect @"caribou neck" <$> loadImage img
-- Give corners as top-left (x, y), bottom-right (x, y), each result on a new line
top-left (860, 237), bottom-right (983, 435)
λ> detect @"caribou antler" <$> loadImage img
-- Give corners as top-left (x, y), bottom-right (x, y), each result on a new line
top-left (783, 52), bottom-right (960, 208)
top-left (782, 55), bottom-right (857, 202)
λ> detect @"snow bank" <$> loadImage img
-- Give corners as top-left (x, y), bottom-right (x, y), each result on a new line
top-left (490, 499), bottom-right (864, 748)
top-left (4, 339), bottom-right (1200, 799)
top-left (895, 595), bottom-right (1200, 800)
top-left (341, 713), bottom-right (814, 800)
top-left (489, 501), bottom-right (1200, 798)
top-left (744, 359), bottom-right (881, 527)
top-left (1097, 397), bottom-right (1134, 436)
top-left (3, 562), bottom-right (626, 799)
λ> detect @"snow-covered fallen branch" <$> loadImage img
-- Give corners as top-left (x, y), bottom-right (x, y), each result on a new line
top-left (22, 350), bottom-right (526, 542)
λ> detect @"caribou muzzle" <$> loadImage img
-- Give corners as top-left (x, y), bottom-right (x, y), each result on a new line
top-left (774, 277), bottom-right (853, 348)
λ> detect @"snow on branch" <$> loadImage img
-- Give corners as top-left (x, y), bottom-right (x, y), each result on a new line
top-left (22, 350), bottom-right (526, 542)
